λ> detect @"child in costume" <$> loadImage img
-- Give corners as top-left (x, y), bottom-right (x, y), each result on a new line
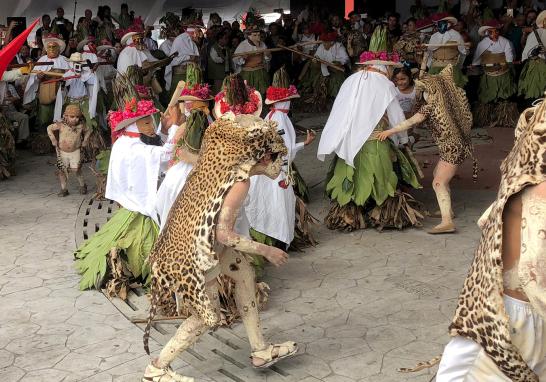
top-left (318, 51), bottom-right (423, 231)
top-left (74, 99), bottom-right (181, 294)
top-left (143, 114), bottom-right (297, 382)
top-left (46, 104), bottom-right (91, 196)
top-left (378, 65), bottom-right (477, 234)
top-left (245, 67), bottom-right (316, 250)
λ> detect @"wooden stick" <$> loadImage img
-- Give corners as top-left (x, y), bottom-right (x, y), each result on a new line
top-left (168, 80), bottom-right (187, 107)
top-left (30, 71), bottom-right (66, 77)
top-left (280, 45), bottom-right (345, 72)
top-left (232, 41), bottom-right (322, 58)
top-left (421, 42), bottom-right (471, 47)
top-left (131, 315), bottom-right (185, 324)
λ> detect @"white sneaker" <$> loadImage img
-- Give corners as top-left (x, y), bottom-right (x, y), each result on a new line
top-left (142, 363), bottom-right (195, 382)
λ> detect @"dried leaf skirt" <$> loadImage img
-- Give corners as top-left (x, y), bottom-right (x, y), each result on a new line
top-left (325, 139), bottom-right (423, 231)
top-left (74, 207), bottom-right (159, 291)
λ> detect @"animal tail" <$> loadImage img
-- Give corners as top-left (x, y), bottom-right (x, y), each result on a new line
top-left (472, 154), bottom-right (478, 183)
top-left (397, 355), bottom-right (442, 373)
top-left (143, 277), bottom-right (159, 355)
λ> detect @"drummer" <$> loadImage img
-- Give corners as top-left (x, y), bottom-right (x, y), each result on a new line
top-left (23, 34), bottom-right (71, 130)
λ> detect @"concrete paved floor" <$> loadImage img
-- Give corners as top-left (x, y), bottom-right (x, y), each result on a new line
top-left (0, 128), bottom-right (500, 381)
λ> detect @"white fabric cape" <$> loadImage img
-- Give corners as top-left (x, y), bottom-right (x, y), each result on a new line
top-left (245, 101), bottom-right (300, 245)
top-left (165, 33), bottom-right (200, 89)
top-left (317, 69), bottom-right (408, 167)
top-left (105, 124), bottom-right (175, 219)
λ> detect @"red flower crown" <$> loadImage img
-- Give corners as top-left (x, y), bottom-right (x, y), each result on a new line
top-left (266, 85), bottom-right (298, 102)
top-left (214, 86), bottom-right (260, 115)
top-left (180, 83), bottom-right (211, 100)
top-left (359, 51), bottom-right (400, 63)
top-left (108, 98), bottom-right (158, 136)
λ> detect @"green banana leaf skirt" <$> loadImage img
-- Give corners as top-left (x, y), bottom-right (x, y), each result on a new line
top-left (478, 71), bottom-right (516, 104)
top-left (74, 208), bottom-right (159, 291)
top-left (240, 68), bottom-right (269, 96)
top-left (518, 59), bottom-right (546, 100)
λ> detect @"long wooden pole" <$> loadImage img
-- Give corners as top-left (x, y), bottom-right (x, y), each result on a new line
top-left (280, 45), bottom-right (345, 72)
top-left (232, 41), bottom-right (321, 58)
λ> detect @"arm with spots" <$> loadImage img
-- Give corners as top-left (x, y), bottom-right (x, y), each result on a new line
top-left (215, 180), bottom-right (288, 267)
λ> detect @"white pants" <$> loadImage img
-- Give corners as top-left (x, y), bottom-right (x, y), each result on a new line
top-left (437, 295), bottom-right (546, 381)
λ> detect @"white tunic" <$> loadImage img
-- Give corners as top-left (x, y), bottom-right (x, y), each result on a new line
top-left (117, 45), bottom-right (148, 75)
top-left (245, 101), bottom-right (302, 245)
top-left (317, 68), bottom-right (408, 167)
top-left (105, 124), bottom-right (177, 219)
top-left (427, 29), bottom-right (467, 67)
top-left (522, 28), bottom-right (546, 61)
top-left (23, 55), bottom-right (71, 105)
top-left (165, 33), bottom-right (200, 89)
top-left (233, 39), bottom-right (271, 74)
top-left (159, 39), bottom-right (173, 56)
top-left (472, 36), bottom-right (514, 65)
top-left (314, 42), bottom-right (349, 76)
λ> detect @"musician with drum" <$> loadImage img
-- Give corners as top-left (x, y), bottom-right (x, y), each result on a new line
top-left (23, 34), bottom-right (71, 130)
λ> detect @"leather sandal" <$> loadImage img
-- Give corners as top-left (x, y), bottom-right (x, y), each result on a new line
top-left (427, 223), bottom-right (456, 234)
top-left (251, 341), bottom-right (298, 369)
top-left (142, 363), bottom-right (194, 382)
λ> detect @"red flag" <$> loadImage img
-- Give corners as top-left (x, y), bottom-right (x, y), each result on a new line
top-left (0, 18), bottom-right (40, 79)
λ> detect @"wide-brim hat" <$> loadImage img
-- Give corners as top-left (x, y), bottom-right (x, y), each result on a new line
top-left (536, 10), bottom-right (546, 28)
top-left (265, 93), bottom-right (299, 105)
top-left (77, 37), bottom-right (95, 52)
top-left (356, 59), bottom-right (403, 67)
top-left (176, 81), bottom-right (214, 102)
top-left (478, 22), bottom-right (502, 36)
top-left (213, 90), bottom-right (262, 119)
top-left (121, 31), bottom-right (141, 46)
top-left (69, 52), bottom-right (84, 62)
top-left (43, 35), bottom-right (66, 53)
top-left (432, 14), bottom-right (458, 25)
top-left (265, 85), bottom-right (300, 105)
top-left (415, 17), bottom-right (434, 31)
top-left (244, 25), bottom-right (262, 34)
top-left (114, 114), bottom-right (153, 132)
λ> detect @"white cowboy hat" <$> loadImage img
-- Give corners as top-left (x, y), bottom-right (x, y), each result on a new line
top-left (437, 16), bottom-right (458, 25)
top-left (121, 31), bottom-right (141, 46)
top-left (69, 52), bottom-right (84, 62)
top-left (76, 38), bottom-right (94, 52)
top-left (43, 35), bottom-right (66, 53)
top-left (213, 90), bottom-right (262, 119)
top-left (536, 10), bottom-right (546, 28)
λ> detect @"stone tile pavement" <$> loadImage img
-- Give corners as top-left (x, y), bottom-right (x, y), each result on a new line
top-left (0, 140), bottom-right (495, 381)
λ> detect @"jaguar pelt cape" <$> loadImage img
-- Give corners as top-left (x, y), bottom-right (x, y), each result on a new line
top-left (415, 65), bottom-right (478, 180)
top-left (449, 97), bottom-right (546, 381)
top-left (143, 114), bottom-right (287, 354)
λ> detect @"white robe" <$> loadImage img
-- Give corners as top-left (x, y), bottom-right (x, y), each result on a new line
top-left (427, 29), bottom-right (467, 67)
top-left (165, 33), bottom-right (200, 89)
top-left (232, 39), bottom-right (270, 74)
top-left (317, 68), bottom-right (408, 167)
top-left (23, 55), bottom-right (71, 105)
top-left (472, 36), bottom-right (514, 65)
top-left (314, 42), bottom-right (349, 76)
top-left (159, 39), bottom-right (173, 56)
top-left (105, 123), bottom-right (177, 219)
top-left (245, 101), bottom-right (301, 245)
top-left (62, 62), bottom-right (99, 120)
top-left (522, 28), bottom-right (546, 60)
top-left (116, 43), bottom-right (148, 75)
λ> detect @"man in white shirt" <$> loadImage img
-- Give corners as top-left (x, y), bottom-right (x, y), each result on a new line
top-left (472, 20), bottom-right (517, 127)
top-left (165, 27), bottom-right (200, 97)
top-left (518, 10), bottom-right (546, 100)
top-left (427, 15), bottom-right (468, 87)
top-left (233, 27), bottom-right (271, 95)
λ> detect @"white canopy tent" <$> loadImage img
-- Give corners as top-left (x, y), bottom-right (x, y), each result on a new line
top-left (0, 0), bottom-right (289, 28)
